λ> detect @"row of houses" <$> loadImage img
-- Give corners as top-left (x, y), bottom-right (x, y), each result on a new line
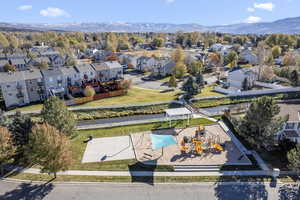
top-left (0, 61), bottom-right (123, 109)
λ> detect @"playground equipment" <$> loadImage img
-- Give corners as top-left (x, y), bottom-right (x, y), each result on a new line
top-left (180, 125), bottom-right (224, 155)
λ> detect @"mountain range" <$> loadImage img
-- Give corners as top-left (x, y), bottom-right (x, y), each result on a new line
top-left (1, 16), bottom-right (300, 34)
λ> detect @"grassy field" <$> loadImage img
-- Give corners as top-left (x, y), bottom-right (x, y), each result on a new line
top-left (73, 87), bottom-right (179, 107)
top-left (70, 118), bottom-right (215, 171)
top-left (10, 87), bottom-right (180, 112)
top-left (195, 86), bottom-right (224, 98)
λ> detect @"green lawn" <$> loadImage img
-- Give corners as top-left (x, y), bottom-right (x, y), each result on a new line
top-left (9, 87), bottom-right (180, 112)
top-left (195, 86), bottom-right (224, 98)
top-left (72, 87), bottom-right (179, 108)
top-left (70, 118), bottom-right (215, 171)
top-left (5, 173), bottom-right (274, 183)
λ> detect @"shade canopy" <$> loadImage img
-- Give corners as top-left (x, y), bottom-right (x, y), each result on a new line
top-left (165, 108), bottom-right (192, 117)
top-left (151, 134), bottom-right (177, 150)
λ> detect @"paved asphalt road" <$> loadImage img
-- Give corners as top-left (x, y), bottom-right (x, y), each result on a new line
top-left (0, 181), bottom-right (299, 200)
top-left (77, 114), bottom-right (165, 126)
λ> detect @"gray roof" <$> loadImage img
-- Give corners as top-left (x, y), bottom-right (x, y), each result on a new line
top-left (278, 103), bottom-right (300, 121)
top-left (105, 61), bottom-right (122, 69)
top-left (92, 63), bottom-right (108, 71)
top-left (40, 68), bottom-right (63, 77)
top-left (74, 64), bottom-right (95, 73)
top-left (60, 66), bottom-right (78, 75)
top-left (9, 58), bottom-right (26, 65)
top-left (0, 72), bottom-right (25, 84)
top-left (23, 69), bottom-right (42, 80)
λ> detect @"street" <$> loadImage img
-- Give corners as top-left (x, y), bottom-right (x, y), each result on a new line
top-left (0, 180), bottom-right (299, 200)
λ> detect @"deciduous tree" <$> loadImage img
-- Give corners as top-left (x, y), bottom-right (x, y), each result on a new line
top-left (25, 124), bottom-right (73, 178)
top-left (168, 73), bottom-right (177, 88)
top-left (0, 127), bottom-right (16, 175)
top-left (287, 144), bottom-right (300, 173)
top-left (83, 86), bottom-right (96, 97)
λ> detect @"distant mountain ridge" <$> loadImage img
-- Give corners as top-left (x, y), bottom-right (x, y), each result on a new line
top-left (1, 16), bottom-right (300, 34)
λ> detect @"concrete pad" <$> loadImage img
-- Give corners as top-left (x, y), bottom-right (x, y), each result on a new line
top-left (82, 136), bottom-right (135, 163)
top-left (131, 125), bottom-right (252, 166)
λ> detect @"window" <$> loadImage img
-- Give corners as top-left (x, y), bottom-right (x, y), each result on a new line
top-left (286, 122), bottom-right (295, 130)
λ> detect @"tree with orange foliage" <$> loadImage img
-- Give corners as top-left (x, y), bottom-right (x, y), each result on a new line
top-left (25, 124), bottom-right (73, 178)
top-left (0, 126), bottom-right (16, 175)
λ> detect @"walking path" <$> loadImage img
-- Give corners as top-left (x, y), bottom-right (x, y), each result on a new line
top-left (5, 166), bottom-right (272, 177)
top-left (76, 114), bottom-right (204, 130)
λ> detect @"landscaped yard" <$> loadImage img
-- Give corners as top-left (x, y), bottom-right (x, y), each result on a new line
top-left (195, 86), bottom-right (224, 98)
top-left (72, 87), bottom-right (179, 107)
top-left (70, 118), bottom-right (215, 171)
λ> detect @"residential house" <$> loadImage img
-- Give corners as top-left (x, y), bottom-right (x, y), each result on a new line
top-left (60, 66), bottom-right (81, 90)
top-left (27, 57), bottom-right (51, 67)
top-left (0, 72), bottom-right (30, 108)
top-left (227, 67), bottom-right (259, 89)
top-left (239, 50), bottom-right (259, 65)
top-left (9, 58), bottom-right (27, 71)
top-left (23, 69), bottom-right (45, 102)
top-left (92, 61), bottom-right (123, 82)
top-left (136, 57), bottom-right (157, 72)
top-left (40, 68), bottom-right (65, 98)
top-left (118, 54), bottom-right (138, 69)
top-left (275, 103), bottom-right (300, 143)
top-left (74, 64), bottom-right (97, 83)
top-left (49, 55), bottom-right (65, 67)
top-left (151, 60), bottom-right (176, 77)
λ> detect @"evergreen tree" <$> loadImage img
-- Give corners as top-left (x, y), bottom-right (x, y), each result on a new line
top-left (182, 76), bottom-right (199, 98)
top-left (290, 70), bottom-right (299, 86)
top-left (25, 124), bottom-right (73, 178)
top-left (8, 111), bottom-right (33, 147)
top-left (237, 97), bottom-right (284, 149)
top-left (242, 77), bottom-right (249, 91)
top-left (195, 72), bottom-right (205, 88)
top-left (41, 97), bottom-right (76, 136)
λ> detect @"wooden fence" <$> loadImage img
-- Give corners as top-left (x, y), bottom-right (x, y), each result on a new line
top-left (73, 89), bottom-right (127, 104)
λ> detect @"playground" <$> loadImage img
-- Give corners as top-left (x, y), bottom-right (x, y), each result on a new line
top-left (131, 124), bottom-right (251, 166)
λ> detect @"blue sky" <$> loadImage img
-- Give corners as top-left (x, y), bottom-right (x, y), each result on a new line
top-left (1, 0), bottom-right (299, 25)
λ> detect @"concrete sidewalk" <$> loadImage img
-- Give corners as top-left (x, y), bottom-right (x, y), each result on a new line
top-left (7, 166), bottom-right (272, 177)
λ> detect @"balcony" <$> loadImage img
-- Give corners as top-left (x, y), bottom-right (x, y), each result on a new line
top-left (16, 92), bottom-right (24, 98)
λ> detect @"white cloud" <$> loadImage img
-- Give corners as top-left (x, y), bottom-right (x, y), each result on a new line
top-left (247, 7), bottom-right (255, 12)
top-left (254, 2), bottom-right (275, 11)
top-left (245, 16), bottom-right (262, 23)
top-left (165, 0), bottom-right (175, 4)
top-left (40, 7), bottom-right (70, 17)
top-left (18, 5), bottom-right (32, 11)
